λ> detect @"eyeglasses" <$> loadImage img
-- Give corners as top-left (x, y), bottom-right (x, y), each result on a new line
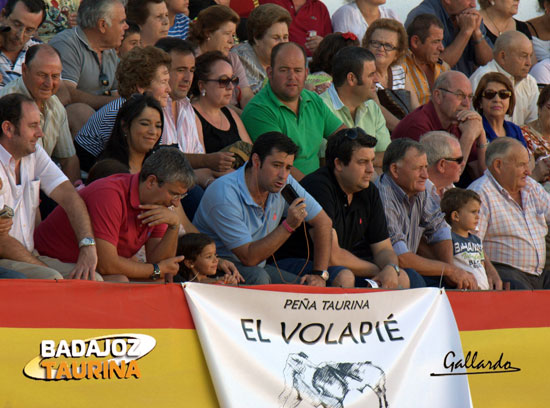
top-left (443, 156), bottom-right (464, 164)
top-left (368, 40), bottom-right (397, 52)
top-left (438, 88), bottom-right (473, 103)
top-left (343, 127), bottom-right (369, 140)
top-left (170, 191), bottom-right (188, 201)
top-left (203, 76), bottom-right (239, 89)
top-left (482, 89), bottom-right (512, 100)
top-left (5, 16), bottom-right (36, 38)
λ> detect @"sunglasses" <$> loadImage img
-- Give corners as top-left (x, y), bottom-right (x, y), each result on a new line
top-left (203, 76), bottom-right (239, 89)
top-left (444, 156), bottom-right (464, 163)
top-left (482, 89), bottom-right (512, 100)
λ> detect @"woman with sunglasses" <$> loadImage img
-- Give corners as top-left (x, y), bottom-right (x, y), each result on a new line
top-left (188, 5), bottom-right (254, 108)
top-left (191, 51), bottom-right (252, 155)
top-left (472, 72), bottom-right (527, 147)
top-left (361, 19), bottom-right (419, 131)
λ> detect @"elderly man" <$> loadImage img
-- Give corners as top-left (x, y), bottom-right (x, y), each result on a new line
top-left (0, 44), bottom-right (79, 182)
top-left (470, 31), bottom-right (539, 126)
top-left (320, 47), bottom-right (389, 174)
top-left (0, 0), bottom-right (44, 87)
top-left (194, 132), bottom-right (352, 286)
top-left (469, 138), bottom-right (550, 289)
top-left (404, 13), bottom-right (450, 105)
top-left (242, 42), bottom-right (344, 180)
top-left (393, 71), bottom-right (488, 180)
top-left (0, 93), bottom-right (99, 280)
top-left (49, 0), bottom-right (128, 136)
top-left (34, 148), bottom-right (191, 281)
top-left (405, 0), bottom-right (492, 77)
top-left (375, 138), bottom-right (478, 289)
top-left (420, 131), bottom-right (464, 198)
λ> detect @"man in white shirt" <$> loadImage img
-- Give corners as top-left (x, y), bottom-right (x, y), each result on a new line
top-left (470, 31), bottom-right (539, 126)
top-left (0, 93), bottom-right (99, 280)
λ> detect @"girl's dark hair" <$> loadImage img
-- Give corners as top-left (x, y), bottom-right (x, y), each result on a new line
top-left (189, 50), bottom-right (231, 97)
top-left (102, 93), bottom-right (164, 166)
top-left (177, 233), bottom-right (215, 280)
top-left (309, 32), bottom-right (359, 75)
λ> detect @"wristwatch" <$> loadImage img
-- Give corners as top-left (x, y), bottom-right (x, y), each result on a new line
top-left (78, 237), bottom-right (96, 248)
top-left (150, 263), bottom-right (161, 280)
top-left (311, 269), bottom-right (330, 281)
top-left (388, 263), bottom-right (401, 277)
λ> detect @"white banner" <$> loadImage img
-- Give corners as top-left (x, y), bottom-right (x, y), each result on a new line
top-left (184, 284), bottom-right (472, 408)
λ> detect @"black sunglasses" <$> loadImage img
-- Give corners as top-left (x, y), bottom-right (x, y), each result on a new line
top-left (203, 76), bottom-right (239, 89)
top-left (482, 89), bottom-right (512, 100)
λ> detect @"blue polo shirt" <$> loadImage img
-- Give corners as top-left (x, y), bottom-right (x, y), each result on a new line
top-left (405, 0), bottom-right (493, 77)
top-left (193, 165), bottom-right (322, 267)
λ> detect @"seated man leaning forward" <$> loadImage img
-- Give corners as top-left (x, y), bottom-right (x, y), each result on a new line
top-left (278, 128), bottom-right (417, 289)
top-left (34, 148), bottom-right (194, 282)
top-left (375, 138), bottom-right (478, 289)
top-left (469, 138), bottom-right (550, 289)
top-left (0, 93), bottom-right (99, 280)
top-left (193, 132), bottom-right (354, 286)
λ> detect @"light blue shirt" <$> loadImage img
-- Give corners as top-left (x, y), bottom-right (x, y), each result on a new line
top-left (193, 165), bottom-right (322, 267)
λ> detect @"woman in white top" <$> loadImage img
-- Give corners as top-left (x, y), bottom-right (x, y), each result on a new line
top-left (362, 18), bottom-right (419, 131)
top-left (332, 0), bottom-right (399, 44)
top-left (527, 0), bottom-right (550, 62)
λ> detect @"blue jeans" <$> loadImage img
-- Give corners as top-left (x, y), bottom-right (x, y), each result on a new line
top-left (0, 267), bottom-right (26, 279)
top-left (223, 258), bottom-right (300, 285)
top-left (354, 268), bottom-right (426, 288)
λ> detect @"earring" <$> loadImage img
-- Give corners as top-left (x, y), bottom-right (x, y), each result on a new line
top-left (201, 89), bottom-right (206, 96)
top-left (490, 0), bottom-right (495, 5)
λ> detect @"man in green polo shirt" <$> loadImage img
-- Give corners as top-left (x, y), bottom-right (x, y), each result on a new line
top-left (241, 42), bottom-right (344, 180)
top-left (320, 46), bottom-right (390, 175)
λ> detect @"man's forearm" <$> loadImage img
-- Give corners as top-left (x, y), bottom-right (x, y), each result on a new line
top-left (67, 86), bottom-right (116, 110)
top-left (440, 30), bottom-right (472, 68)
top-left (398, 252), bottom-right (451, 277)
top-left (430, 239), bottom-right (454, 264)
top-left (308, 213), bottom-right (332, 271)
top-left (373, 247), bottom-right (399, 271)
top-left (53, 183), bottom-right (94, 241)
top-left (58, 155), bottom-right (81, 183)
top-left (331, 246), bottom-right (379, 277)
top-left (234, 225), bottom-right (292, 266)
top-left (146, 227), bottom-right (179, 263)
top-left (0, 236), bottom-right (47, 266)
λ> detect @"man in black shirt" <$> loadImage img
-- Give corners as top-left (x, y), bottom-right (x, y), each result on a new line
top-left (279, 128), bottom-right (425, 288)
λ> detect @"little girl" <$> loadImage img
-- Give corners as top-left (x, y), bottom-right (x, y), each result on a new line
top-left (176, 233), bottom-right (237, 284)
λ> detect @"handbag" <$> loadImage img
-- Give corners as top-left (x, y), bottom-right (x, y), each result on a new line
top-left (220, 140), bottom-right (253, 169)
top-left (377, 88), bottom-right (412, 120)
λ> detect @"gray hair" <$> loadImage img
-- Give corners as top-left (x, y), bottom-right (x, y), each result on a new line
top-left (420, 131), bottom-right (459, 166)
top-left (382, 138), bottom-right (426, 173)
top-left (486, 138), bottom-right (523, 168)
top-left (140, 147), bottom-right (197, 188)
top-left (77, 0), bottom-right (122, 28)
top-left (494, 31), bottom-right (529, 55)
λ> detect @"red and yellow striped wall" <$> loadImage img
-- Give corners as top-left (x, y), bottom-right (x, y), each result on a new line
top-left (0, 281), bottom-right (548, 407)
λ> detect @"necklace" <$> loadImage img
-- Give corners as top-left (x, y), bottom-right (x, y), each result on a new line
top-left (485, 10), bottom-right (511, 36)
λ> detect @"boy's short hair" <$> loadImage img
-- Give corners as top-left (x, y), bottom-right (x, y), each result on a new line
top-left (440, 188), bottom-right (481, 224)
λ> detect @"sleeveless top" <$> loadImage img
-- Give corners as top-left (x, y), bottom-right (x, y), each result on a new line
top-left (526, 21), bottom-right (550, 62)
top-left (194, 106), bottom-right (240, 153)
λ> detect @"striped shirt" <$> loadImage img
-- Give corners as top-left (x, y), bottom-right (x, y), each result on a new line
top-left (74, 97), bottom-right (126, 157)
top-left (469, 170), bottom-right (550, 276)
top-left (162, 96), bottom-right (204, 153)
top-left (168, 13), bottom-right (190, 40)
top-left (375, 173), bottom-right (451, 255)
top-left (0, 39), bottom-right (41, 88)
top-left (376, 65), bottom-right (406, 91)
top-left (401, 50), bottom-right (450, 106)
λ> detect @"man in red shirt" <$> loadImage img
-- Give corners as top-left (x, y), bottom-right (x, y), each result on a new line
top-left (34, 148), bottom-right (191, 281)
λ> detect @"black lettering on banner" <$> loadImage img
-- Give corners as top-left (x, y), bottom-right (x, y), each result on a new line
top-left (431, 350), bottom-right (521, 376)
top-left (241, 319), bottom-right (272, 342)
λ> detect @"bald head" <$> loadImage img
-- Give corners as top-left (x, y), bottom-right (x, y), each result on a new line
top-left (22, 44), bottom-right (63, 104)
top-left (494, 31), bottom-right (532, 81)
top-left (433, 70), bottom-right (470, 93)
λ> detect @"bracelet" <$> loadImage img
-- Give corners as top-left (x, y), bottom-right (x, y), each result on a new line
top-left (282, 219), bottom-right (295, 233)
top-left (477, 140), bottom-right (490, 149)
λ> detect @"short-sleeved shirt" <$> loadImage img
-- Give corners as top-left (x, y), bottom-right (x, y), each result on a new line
top-left (405, 0), bottom-right (492, 77)
top-left (279, 166), bottom-right (389, 260)
top-left (401, 50), bottom-right (450, 105)
top-left (49, 27), bottom-right (118, 94)
top-left (375, 173), bottom-right (451, 255)
top-left (1, 77), bottom-right (75, 159)
top-left (75, 97), bottom-right (126, 159)
top-left (34, 173), bottom-right (167, 262)
top-left (321, 84), bottom-right (390, 153)
top-left (0, 144), bottom-right (67, 252)
top-left (0, 39), bottom-right (41, 88)
top-left (193, 165), bottom-right (322, 267)
top-left (451, 231), bottom-right (489, 290)
top-left (241, 83), bottom-right (342, 174)
top-left (168, 13), bottom-right (190, 40)
top-left (162, 96), bottom-right (203, 153)
top-left (262, 0), bottom-right (332, 56)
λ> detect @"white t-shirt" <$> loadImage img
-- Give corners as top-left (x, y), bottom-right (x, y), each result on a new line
top-left (451, 231), bottom-right (489, 290)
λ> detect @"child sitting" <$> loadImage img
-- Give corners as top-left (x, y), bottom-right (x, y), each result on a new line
top-left (441, 188), bottom-right (501, 290)
top-left (176, 233), bottom-right (238, 284)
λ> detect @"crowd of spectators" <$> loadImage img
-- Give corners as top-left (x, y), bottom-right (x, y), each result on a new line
top-left (0, 0), bottom-right (550, 290)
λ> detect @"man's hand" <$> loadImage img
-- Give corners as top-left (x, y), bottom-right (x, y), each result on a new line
top-left (300, 274), bottom-right (327, 287)
top-left (445, 266), bottom-right (479, 290)
top-left (138, 204), bottom-right (180, 228)
top-left (457, 110), bottom-right (484, 139)
top-left (373, 265), bottom-right (400, 289)
top-left (0, 216), bottom-right (12, 236)
top-left (486, 268), bottom-right (503, 290)
top-left (206, 152), bottom-right (235, 172)
top-left (286, 198), bottom-right (307, 230)
top-left (305, 35), bottom-right (323, 53)
top-left (456, 8), bottom-right (480, 35)
top-left (69, 245), bottom-right (98, 280)
top-left (158, 255), bottom-right (185, 277)
top-left (218, 258), bottom-right (244, 283)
